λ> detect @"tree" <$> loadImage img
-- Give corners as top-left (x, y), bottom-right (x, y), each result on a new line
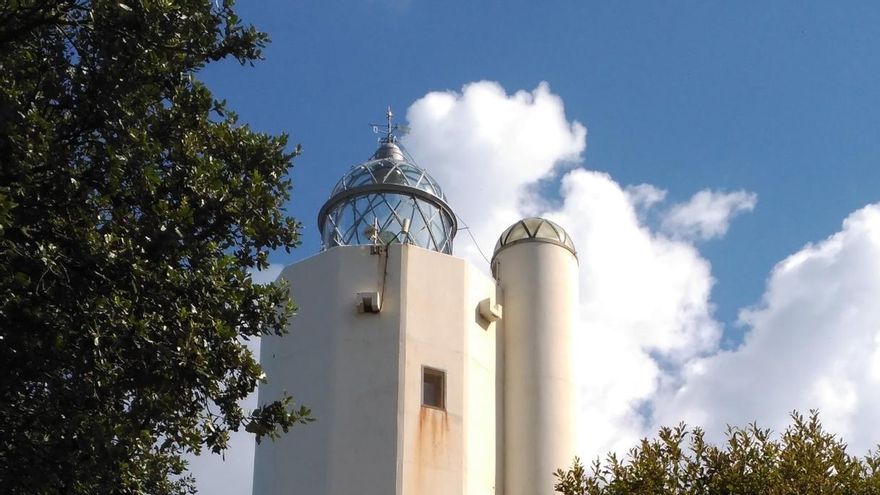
top-left (554, 411), bottom-right (880, 495)
top-left (0, 1), bottom-right (310, 493)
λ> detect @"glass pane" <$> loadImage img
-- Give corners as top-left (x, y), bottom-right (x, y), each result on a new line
top-left (522, 217), bottom-right (543, 236)
top-left (504, 222), bottom-right (528, 244)
top-left (422, 368), bottom-right (445, 409)
top-left (535, 219), bottom-right (558, 240)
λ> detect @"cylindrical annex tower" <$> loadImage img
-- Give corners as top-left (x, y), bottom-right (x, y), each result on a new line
top-left (492, 217), bottom-right (578, 495)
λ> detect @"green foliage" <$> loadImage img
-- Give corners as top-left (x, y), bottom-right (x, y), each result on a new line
top-left (555, 411), bottom-right (880, 495)
top-left (0, 1), bottom-right (311, 493)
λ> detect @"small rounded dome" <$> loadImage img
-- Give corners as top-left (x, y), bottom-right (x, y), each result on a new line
top-left (318, 141), bottom-right (456, 254)
top-left (493, 217), bottom-right (576, 258)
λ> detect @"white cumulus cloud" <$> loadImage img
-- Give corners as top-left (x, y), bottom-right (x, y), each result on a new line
top-left (654, 203), bottom-right (880, 451)
top-left (406, 80), bottom-right (880, 460)
top-left (404, 81), bottom-right (734, 460)
top-left (626, 183), bottom-right (668, 212)
top-left (549, 170), bottom-right (722, 457)
top-left (662, 189), bottom-right (757, 241)
top-left (403, 81), bottom-right (586, 265)
top-left (188, 339), bottom-right (261, 494)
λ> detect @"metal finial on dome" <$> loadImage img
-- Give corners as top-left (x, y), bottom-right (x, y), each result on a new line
top-left (371, 106), bottom-right (407, 145)
top-left (318, 111), bottom-right (456, 254)
top-left (369, 106), bottom-right (408, 161)
top-left (385, 106), bottom-right (393, 142)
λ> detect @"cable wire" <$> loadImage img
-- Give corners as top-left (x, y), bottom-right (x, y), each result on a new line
top-left (395, 138), bottom-right (491, 265)
top-left (456, 213), bottom-right (492, 265)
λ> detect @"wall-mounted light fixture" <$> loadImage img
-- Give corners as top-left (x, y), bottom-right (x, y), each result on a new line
top-left (356, 291), bottom-right (382, 313)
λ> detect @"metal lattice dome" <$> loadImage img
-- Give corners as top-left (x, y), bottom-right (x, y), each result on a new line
top-left (493, 217), bottom-right (576, 259)
top-left (318, 140), bottom-right (457, 253)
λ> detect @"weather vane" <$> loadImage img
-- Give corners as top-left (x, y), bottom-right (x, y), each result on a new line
top-left (370, 106), bottom-right (409, 144)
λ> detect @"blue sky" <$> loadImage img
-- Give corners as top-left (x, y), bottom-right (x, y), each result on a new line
top-left (194, 1), bottom-right (880, 492)
top-left (205, 0), bottom-right (880, 329)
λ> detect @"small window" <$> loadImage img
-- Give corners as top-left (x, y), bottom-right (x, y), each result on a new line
top-left (422, 367), bottom-right (446, 409)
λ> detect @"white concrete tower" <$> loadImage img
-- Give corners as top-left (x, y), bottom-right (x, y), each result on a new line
top-left (492, 218), bottom-right (579, 495)
top-left (253, 110), bottom-right (500, 495)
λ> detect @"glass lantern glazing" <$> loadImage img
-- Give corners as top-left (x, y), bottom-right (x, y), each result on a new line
top-left (318, 146), bottom-right (456, 254)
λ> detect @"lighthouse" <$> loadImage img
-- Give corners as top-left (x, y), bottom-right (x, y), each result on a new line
top-left (252, 111), bottom-right (578, 495)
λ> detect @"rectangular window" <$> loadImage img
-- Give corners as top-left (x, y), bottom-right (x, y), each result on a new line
top-left (422, 367), bottom-right (446, 409)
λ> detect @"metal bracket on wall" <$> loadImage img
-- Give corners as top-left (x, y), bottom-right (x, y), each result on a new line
top-left (478, 296), bottom-right (503, 322)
